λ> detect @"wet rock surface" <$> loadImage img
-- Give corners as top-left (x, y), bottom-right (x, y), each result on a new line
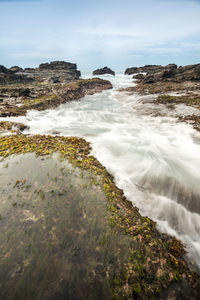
top-left (0, 121), bottom-right (29, 135)
top-left (0, 135), bottom-right (200, 299)
top-left (0, 78), bottom-right (112, 117)
top-left (125, 64), bottom-right (177, 76)
top-left (93, 66), bottom-right (115, 76)
top-left (122, 63), bottom-right (200, 131)
top-left (125, 63), bottom-right (200, 83)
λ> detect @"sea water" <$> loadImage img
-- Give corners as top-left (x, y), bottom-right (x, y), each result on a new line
top-left (1, 74), bottom-right (200, 271)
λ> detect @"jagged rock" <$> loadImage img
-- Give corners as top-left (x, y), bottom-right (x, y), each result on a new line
top-left (93, 66), bottom-right (115, 76)
top-left (143, 75), bottom-right (156, 84)
top-left (174, 64), bottom-right (200, 81)
top-left (126, 63), bottom-right (200, 84)
top-left (9, 66), bottom-right (23, 73)
top-left (0, 65), bottom-right (11, 74)
top-left (23, 61), bottom-right (81, 83)
top-left (132, 74), bottom-right (145, 80)
top-left (0, 61), bottom-right (81, 85)
top-left (0, 73), bottom-right (34, 85)
top-left (142, 63), bottom-right (200, 83)
top-left (125, 64), bottom-right (177, 75)
top-left (39, 61), bottom-right (77, 71)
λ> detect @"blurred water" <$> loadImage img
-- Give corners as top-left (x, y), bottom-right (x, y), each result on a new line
top-left (1, 73), bottom-right (200, 271)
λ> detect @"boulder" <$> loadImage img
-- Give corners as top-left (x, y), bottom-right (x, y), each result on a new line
top-left (93, 66), bottom-right (115, 76)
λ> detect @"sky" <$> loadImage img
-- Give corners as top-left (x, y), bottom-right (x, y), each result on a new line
top-left (0, 0), bottom-right (200, 73)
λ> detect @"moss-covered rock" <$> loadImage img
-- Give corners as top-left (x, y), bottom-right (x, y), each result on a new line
top-left (0, 121), bottom-right (29, 135)
top-left (0, 78), bottom-right (112, 117)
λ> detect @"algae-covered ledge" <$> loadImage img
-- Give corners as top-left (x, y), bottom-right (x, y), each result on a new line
top-left (0, 78), bottom-right (112, 117)
top-left (0, 134), bottom-right (200, 299)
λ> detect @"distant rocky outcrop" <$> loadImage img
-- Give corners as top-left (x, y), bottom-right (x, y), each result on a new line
top-left (0, 65), bottom-right (34, 85)
top-left (22, 61), bottom-right (81, 84)
top-left (143, 64), bottom-right (200, 83)
top-left (125, 63), bottom-right (200, 83)
top-left (9, 66), bottom-right (23, 73)
top-left (93, 66), bottom-right (115, 76)
top-left (0, 61), bottom-right (81, 85)
top-left (125, 64), bottom-right (177, 76)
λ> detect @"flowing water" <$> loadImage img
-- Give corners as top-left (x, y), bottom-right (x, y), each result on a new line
top-left (1, 74), bottom-right (200, 271)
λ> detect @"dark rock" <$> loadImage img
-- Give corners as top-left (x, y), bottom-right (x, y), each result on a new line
top-left (143, 75), bottom-right (156, 84)
top-left (39, 61), bottom-right (77, 71)
top-left (175, 64), bottom-right (200, 81)
top-left (18, 88), bottom-right (31, 97)
top-left (24, 68), bottom-right (35, 72)
top-left (0, 61), bottom-right (81, 85)
top-left (0, 73), bottom-right (34, 85)
top-left (133, 73), bottom-right (145, 80)
top-left (125, 64), bottom-right (177, 76)
top-left (9, 66), bottom-right (23, 73)
top-left (93, 66), bottom-right (115, 76)
top-left (0, 65), bottom-right (11, 74)
top-left (141, 63), bottom-right (200, 83)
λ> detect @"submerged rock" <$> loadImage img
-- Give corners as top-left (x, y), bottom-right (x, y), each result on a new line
top-left (0, 134), bottom-right (199, 299)
top-left (93, 66), bottom-right (115, 76)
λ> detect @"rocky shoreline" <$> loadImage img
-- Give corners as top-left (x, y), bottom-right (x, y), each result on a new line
top-left (0, 60), bottom-right (200, 298)
top-left (121, 63), bottom-right (200, 131)
top-left (0, 61), bottom-right (112, 117)
top-left (0, 134), bottom-right (200, 299)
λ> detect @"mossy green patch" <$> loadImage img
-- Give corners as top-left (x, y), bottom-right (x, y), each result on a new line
top-left (155, 94), bottom-right (200, 109)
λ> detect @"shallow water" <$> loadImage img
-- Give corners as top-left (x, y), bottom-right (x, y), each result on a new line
top-left (0, 153), bottom-right (134, 299)
top-left (1, 74), bottom-right (200, 271)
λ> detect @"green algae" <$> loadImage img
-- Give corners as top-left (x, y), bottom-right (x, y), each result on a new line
top-left (156, 94), bottom-right (200, 109)
top-left (0, 135), bottom-right (200, 299)
top-left (23, 93), bottom-right (57, 107)
top-left (0, 121), bottom-right (27, 135)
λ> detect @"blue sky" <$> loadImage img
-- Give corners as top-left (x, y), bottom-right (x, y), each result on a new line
top-left (0, 0), bottom-right (200, 73)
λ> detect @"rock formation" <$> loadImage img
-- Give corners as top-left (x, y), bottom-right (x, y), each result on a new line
top-left (0, 61), bottom-right (81, 85)
top-left (132, 73), bottom-right (145, 80)
top-left (93, 66), bottom-right (115, 76)
top-left (125, 64), bottom-right (177, 76)
top-left (125, 63), bottom-right (200, 83)
top-left (0, 78), bottom-right (112, 117)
